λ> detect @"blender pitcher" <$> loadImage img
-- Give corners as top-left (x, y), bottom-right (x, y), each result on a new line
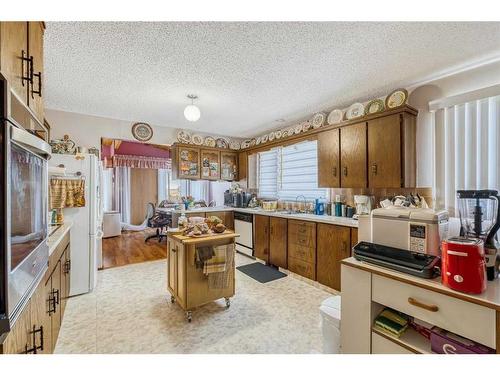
top-left (457, 190), bottom-right (500, 280)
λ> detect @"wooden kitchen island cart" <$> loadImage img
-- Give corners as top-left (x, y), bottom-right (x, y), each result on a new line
top-left (167, 231), bottom-right (239, 322)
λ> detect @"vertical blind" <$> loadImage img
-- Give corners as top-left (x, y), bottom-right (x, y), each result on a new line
top-left (433, 94), bottom-right (500, 215)
top-left (278, 141), bottom-right (327, 200)
top-left (257, 140), bottom-right (327, 200)
top-left (258, 149), bottom-right (279, 198)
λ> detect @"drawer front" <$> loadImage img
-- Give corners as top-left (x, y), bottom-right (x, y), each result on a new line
top-left (288, 220), bottom-right (316, 248)
top-left (288, 242), bottom-right (315, 263)
top-left (372, 275), bottom-right (496, 348)
top-left (371, 333), bottom-right (413, 354)
top-left (288, 257), bottom-right (315, 280)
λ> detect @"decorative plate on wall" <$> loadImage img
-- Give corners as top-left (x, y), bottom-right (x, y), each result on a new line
top-left (385, 89), bottom-right (408, 109)
top-left (241, 140), bottom-right (251, 149)
top-left (256, 136), bottom-right (262, 145)
top-left (204, 136), bottom-right (216, 147)
top-left (275, 130), bottom-right (283, 139)
top-left (345, 103), bottom-right (365, 120)
top-left (229, 141), bottom-right (241, 150)
top-left (327, 109), bottom-right (343, 125)
top-left (132, 122), bottom-right (153, 142)
top-left (262, 134), bottom-right (269, 143)
top-left (269, 131), bottom-right (276, 141)
top-left (216, 138), bottom-right (229, 148)
top-left (302, 121), bottom-right (312, 132)
top-left (365, 99), bottom-right (385, 115)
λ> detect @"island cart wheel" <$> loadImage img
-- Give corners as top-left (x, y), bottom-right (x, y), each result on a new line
top-left (186, 311), bottom-right (192, 322)
top-left (225, 297), bottom-right (231, 308)
top-left (170, 295), bottom-right (175, 303)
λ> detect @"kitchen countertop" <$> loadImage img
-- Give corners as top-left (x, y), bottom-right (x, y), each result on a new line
top-left (47, 221), bottom-right (73, 256)
top-left (166, 206), bottom-right (358, 227)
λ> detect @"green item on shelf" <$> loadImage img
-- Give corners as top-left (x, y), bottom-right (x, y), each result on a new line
top-left (379, 308), bottom-right (409, 327)
top-left (374, 315), bottom-right (408, 337)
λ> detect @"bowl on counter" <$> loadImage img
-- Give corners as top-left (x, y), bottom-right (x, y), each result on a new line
top-left (261, 200), bottom-right (278, 211)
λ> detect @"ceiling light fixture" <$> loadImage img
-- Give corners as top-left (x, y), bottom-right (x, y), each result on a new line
top-left (184, 94), bottom-right (201, 122)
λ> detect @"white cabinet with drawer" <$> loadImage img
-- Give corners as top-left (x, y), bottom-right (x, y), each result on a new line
top-left (371, 333), bottom-right (414, 354)
top-left (372, 274), bottom-right (496, 348)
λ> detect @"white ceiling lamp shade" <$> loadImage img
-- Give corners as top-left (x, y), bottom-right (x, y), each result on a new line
top-left (184, 94), bottom-right (201, 122)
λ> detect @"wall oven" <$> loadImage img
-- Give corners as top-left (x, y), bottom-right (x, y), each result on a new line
top-left (1, 76), bottom-right (51, 334)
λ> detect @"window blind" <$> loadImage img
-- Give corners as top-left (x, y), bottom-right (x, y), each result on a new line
top-left (258, 149), bottom-right (279, 198)
top-left (278, 140), bottom-right (327, 201)
top-left (433, 94), bottom-right (500, 215)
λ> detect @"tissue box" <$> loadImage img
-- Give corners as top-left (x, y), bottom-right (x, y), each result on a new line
top-left (430, 327), bottom-right (495, 354)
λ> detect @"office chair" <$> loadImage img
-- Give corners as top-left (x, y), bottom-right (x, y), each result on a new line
top-left (145, 202), bottom-right (171, 243)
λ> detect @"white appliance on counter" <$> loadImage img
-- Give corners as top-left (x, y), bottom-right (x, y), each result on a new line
top-left (359, 207), bottom-right (449, 256)
top-left (49, 154), bottom-right (103, 295)
top-left (234, 211), bottom-right (254, 257)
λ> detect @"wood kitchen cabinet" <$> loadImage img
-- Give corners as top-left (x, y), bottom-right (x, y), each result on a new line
top-left (0, 22), bottom-right (45, 123)
top-left (340, 122), bottom-right (367, 188)
top-left (200, 149), bottom-right (220, 180)
top-left (318, 128), bottom-right (340, 188)
top-left (287, 220), bottom-right (316, 280)
top-left (209, 211), bottom-right (234, 230)
top-left (0, 230), bottom-right (71, 355)
top-left (175, 146), bottom-right (201, 179)
top-left (269, 217), bottom-right (287, 269)
top-left (167, 237), bottom-right (186, 308)
top-left (220, 151), bottom-right (238, 181)
top-left (238, 151), bottom-right (247, 181)
top-left (254, 215), bottom-right (270, 263)
top-left (368, 114), bottom-right (401, 188)
top-left (27, 22), bottom-right (45, 122)
top-left (317, 223), bottom-right (351, 291)
top-left (0, 22), bottom-right (29, 105)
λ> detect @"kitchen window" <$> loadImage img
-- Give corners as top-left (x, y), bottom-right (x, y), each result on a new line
top-left (257, 140), bottom-right (328, 200)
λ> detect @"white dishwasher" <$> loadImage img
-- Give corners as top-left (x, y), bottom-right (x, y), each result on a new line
top-left (234, 211), bottom-right (254, 257)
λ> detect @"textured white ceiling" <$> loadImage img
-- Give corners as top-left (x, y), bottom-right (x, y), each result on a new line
top-left (44, 22), bottom-right (500, 138)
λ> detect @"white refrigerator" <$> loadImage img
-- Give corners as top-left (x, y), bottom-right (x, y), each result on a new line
top-left (49, 154), bottom-right (103, 296)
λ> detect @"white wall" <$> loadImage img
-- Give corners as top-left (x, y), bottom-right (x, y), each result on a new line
top-left (45, 109), bottom-right (179, 149)
top-left (409, 60), bottom-right (500, 187)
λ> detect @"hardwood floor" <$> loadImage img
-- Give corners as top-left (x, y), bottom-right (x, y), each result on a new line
top-left (102, 229), bottom-right (167, 269)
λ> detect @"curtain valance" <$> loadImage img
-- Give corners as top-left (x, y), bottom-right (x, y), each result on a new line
top-left (112, 154), bottom-right (171, 169)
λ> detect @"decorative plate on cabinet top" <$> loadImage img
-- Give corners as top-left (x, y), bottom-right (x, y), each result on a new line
top-left (216, 138), bottom-right (229, 148)
top-left (275, 129), bottom-right (283, 139)
top-left (365, 99), bottom-right (385, 115)
top-left (302, 121), bottom-right (312, 132)
top-left (345, 103), bottom-right (365, 120)
top-left (191, 134), bottom-right (203, 146)
top-left (241, 139), bottom-right (251, 149)
top-left (204, 136), bottom-right (216, 147)
top-left (294, 124), bottom-right (302, 135)
top-left (249, 138), bottom-right (256, 147)
top-left (229, 140), bottom-right (241, 150)
top-left (256, 136), bottom-right (262, 145)
top-left (261, 134), bottom-right (269, 143)
top-left (269, 131), bottom-right (276, 141)
top-left (327, 109), bottom-right (343, 125)
top-left (177, 130), bottom-right (192, 144)
top-left (385, 89), bottom-right (408, 109)
top-left (311, 113), bottom-right (325, 129)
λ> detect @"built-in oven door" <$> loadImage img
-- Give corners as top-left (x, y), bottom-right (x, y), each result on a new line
top-left (6, 122), bottom-right (51, 322)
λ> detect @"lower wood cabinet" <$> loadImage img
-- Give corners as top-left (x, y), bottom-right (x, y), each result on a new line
top-left (0, 232), bottom-right (71, 354)
top-left (287, 220), bottom-right (317, 280)
top-left (317, 223), bottom-right (351, 291)
top-left (269, 217), bottom-right (287, 269)
top-left (254, 215), bottom-right (270, 263)
top-left (210, 211), bottom-right (234, 230)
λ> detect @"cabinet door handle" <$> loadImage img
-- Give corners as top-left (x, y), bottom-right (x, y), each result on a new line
top-left (371, 163), bottom-right (378, 175)
top-left (21, 50), bottom-right (32, 86)
top-left (408, 297), bottom-right (439, 312)
top-left (31, 71), bottom-right (42, 98)
top-left (332, 167), bottom-right (337, 177)
top-left (54, 289), bottom-right (60, 306)
top-left (343, 166), bottom-right (348, 176)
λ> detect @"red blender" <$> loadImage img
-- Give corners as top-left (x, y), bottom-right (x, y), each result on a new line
top-left (441, 190), bottom-right (500, 294)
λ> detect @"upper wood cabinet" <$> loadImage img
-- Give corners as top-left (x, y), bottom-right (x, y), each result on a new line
top-left (254, 215), bottom-right (270, 263)
top-left (171, 143), bottom-right (239, 182)
top-left (200, 149), bottom-right (220, 180)
top-left (0, 22), bottom-right (29, 105)
top-left (340, 122), bottom-right (367, 188)
top-left (368, 114), bottom-right (401, 188)
top-left (220, 151), bottom-right (238, 181)
top-left (318, 128), bottom-right (340, 188)
top-left (0, 22), bottom-right (45, 123)
top-left (28, 22), bottom-right (45, 122)
top-left (238, 151), bottom-right (247, 181)
top-left (269, 217), bottom-right (287, 269)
